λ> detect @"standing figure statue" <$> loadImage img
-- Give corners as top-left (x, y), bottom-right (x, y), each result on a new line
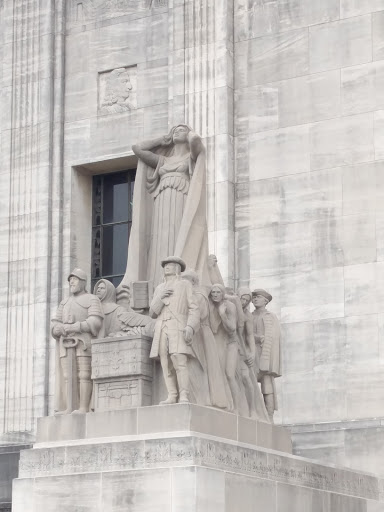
top-left (120, 125), bottom-right (211, 290)
top-left (94, 279), bottom-right (128, 337)
top-left (237, 287), bottom-right (270, 422)
top-left (182, 270), bottom-right (231, 410)
top-left (252, 289), bottom-right (281, 423)
top-left (149, 256), bottom-right (200, 404)
top-left (209, 284), bottom-right (241, 413)
top-left (51, 269), bottom-right (103, 414)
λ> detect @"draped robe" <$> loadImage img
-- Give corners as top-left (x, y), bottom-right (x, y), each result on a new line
top-left (120, 144), bottom-right (211, 289)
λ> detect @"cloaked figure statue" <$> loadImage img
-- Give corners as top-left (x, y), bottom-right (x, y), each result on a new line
top-left (119, 125), bottom-right (211, 291)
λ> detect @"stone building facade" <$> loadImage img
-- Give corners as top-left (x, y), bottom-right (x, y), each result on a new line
top-left (0, 1), bottom-right (384, 501)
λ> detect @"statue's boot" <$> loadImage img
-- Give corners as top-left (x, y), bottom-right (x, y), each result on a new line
top-left (176, 364), bottom-right (190, 404)
top-left (55, 409), bottom-right (72, 416)
top-left (160, 395), bottom-right (178, 405)
top-left (264, 394), bottom-right (274, 424)
top-left (160, 373), bottom-right (178, 405)
top-left (178, 391), bottom-right (190, 404)
top-left (72, 381), bottom-right (92, 414)
top-left (170, 353), bottom-right (190, 404)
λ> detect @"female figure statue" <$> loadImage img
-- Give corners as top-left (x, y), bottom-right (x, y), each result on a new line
top-left (120, 125), bottom-right (211, 289)
top-left (94, 279), bottom-right (154, 337)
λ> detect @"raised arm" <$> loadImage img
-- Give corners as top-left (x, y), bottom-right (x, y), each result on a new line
top-left (188, 131), bottom-right (205, 162)
top-left (132, 136), bottom-right (164, 169)
top-left (218, 300), bottom-right (237, 334)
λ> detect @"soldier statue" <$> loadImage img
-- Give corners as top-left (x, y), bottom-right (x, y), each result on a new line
top-left (52, 269), bottom-right (103, 414)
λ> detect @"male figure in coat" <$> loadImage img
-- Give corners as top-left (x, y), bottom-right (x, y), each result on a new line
top-left (51, 268), bottom-right (104, 414)
top-left (252, 289), bottom-right (281, 423)
top-left (237, 287), bottom-right (270, 422)
top-left (149, 256), bottom-right (200, 404)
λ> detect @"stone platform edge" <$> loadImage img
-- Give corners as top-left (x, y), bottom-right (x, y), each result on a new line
top-left (18, 432), bottom-right (383, 502)
top-left (36, 404), bottom-right (292, 454)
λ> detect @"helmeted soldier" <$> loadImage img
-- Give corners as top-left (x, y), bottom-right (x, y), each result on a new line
top-left (51, 268), bottom-right (103, 414)
top-left (149, 256), bottom-right (200, 404)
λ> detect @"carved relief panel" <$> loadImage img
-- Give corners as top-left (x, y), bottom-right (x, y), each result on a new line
top-left (98, 66), bottom-right (137, 115)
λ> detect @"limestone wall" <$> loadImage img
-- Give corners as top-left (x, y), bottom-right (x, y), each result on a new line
top-left (1, 0), bottom-right (384, 476)
top-left (0, 0), bottom-right (237, 437)
top-left (0, 0), bottom-right (66, 440)
top-left (234, 1), bottom-right (384, 434)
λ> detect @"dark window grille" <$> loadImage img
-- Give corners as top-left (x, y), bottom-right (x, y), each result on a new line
top-left (91, 169), bottom-right (136, 290)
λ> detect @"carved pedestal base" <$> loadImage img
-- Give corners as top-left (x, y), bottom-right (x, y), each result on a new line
top-left (91, 334), bottom-right (153, 411)
top-left (13, 406), bottom-right (384, 511)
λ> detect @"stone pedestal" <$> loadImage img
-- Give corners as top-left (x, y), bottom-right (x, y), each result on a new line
top-left (34, 404), bottom-right (292, 452)
top-left (12, 405), bottom-right (384, 511)
top-left (290, 418), bottom-right (384, 476)
top-left (91, 335), bottom-right (153, 411)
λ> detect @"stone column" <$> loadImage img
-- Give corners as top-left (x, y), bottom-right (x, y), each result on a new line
top-left (168, 0), bottom-right (235, 286)
top-left (0, 0), bottom-right (65, 438)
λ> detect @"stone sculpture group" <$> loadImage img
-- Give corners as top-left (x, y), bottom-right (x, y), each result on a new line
top-left (52, 126), bottom-right (282, 423)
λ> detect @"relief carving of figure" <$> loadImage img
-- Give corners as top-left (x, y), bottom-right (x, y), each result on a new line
top-left (252, 289), bottom-right (281, 423)
top-left (94, 279), bottom-right (154, 337)
top-left (120, 125), bottom-right (211, 290)
top-left (149, 256), bottom-right (200, 404)
top-left (100, 67), bottom-right (136, 114)
top-left (51, 269), bottom-right (103, 414)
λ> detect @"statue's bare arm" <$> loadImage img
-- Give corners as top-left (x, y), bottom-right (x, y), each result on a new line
top-left (188, 131), bottom-right (205, 161)
top-left (132, 136), bottom-right (164, 169)
top-left (218, 301), bottom-right (237, 334)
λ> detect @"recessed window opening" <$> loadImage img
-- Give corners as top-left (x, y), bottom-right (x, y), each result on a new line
top-left (91, 169), bottom-right (136, 289)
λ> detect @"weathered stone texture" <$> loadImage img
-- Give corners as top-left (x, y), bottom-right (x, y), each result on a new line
top-left (1, 0), bottom-right (384, 486)
top-left (13, 424), bottom-right (384, 511)
top-left (234, 0), bottom-right (384, 448)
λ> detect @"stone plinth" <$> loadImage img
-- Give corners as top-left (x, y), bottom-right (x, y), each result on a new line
top-left (35, 404), bottom-right (292, 454)
top-left (14, 414), bottom-right (384, 511)
top-left (290, 418), bottom-right (384, 476)
top-left (91, 334), bottom-right (153, 411)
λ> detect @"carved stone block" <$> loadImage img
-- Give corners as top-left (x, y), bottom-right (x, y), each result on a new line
top-left (91, 334), bottom-right (153, 411)
top-left (98, 66), bottom-right (137, 115)
top-left (16, 432), bottom-right (383, 511)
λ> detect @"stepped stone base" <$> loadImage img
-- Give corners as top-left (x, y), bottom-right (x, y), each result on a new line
top-left (290, 418), bottom-right (384, 476)
top-left (34, 404), bottom-right (292, 453)
top-left (12, 405), bottom-right (384, 511)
